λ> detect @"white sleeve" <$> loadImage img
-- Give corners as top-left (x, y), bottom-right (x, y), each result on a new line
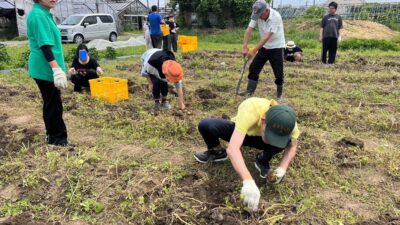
top-left (248, 20), bottom-right (257, 29)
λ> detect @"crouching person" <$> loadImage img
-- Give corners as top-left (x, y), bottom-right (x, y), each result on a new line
top-left (284, 41), bottom-right (303, 62)
top-left (140, 48), bottom-right (185, 110)
top-left (194, 97), bottom-right (300, 211)
top-left (68, 44), bottom-right (103, 92)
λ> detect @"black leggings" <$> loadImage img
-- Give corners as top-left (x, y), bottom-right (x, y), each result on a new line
top-left (70, 69), bottom-right (98, 92)
top-left (150, 75), bottom-right (168, 100)
top-left (198, 118), bottom-right (285, 164)
top-left (322, 37), bottom-right (338, 64)
top-left (34, 79), bottom-right (68, 144)
top-left (248, 48), bottom-right (284, 86)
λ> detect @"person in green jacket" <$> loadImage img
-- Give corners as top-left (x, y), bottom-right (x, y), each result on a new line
top-left (27, 0), bottom-right (74, 148)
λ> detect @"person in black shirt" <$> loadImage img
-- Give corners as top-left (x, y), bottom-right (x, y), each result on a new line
top-left (141, 49), bottom-right (185, 110)
top-left (284, 41), bottom-right (303, 62)
top-left (320, 1), bottom-right (343, 64)
top-left (68, 44), bottom-right (103, 92)
top-left (167, 15), bottom-right (180, 52)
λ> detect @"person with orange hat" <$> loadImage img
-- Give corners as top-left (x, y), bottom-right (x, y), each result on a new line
top-left (140, 49), bottom-right (185, 110)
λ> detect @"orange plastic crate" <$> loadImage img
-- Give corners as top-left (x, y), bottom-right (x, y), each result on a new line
top-left (89, 77), bottom-right (128, 103)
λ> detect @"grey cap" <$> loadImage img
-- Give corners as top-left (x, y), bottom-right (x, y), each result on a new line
top-left (251, 0), bottom-right (270, 20)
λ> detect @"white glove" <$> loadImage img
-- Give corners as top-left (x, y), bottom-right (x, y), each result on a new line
top-left (267, 167), bottom-right (286, 184)
top-left (338, 36), bottom-right (342, 43)
top-left (96, 67), bottom-right (103, 76)
top-left (52, 68), bottom-right (68, 89)
top-left (69, 68), bottom-right (76, 75)
top-left (240, 180), bottom-right (260, 212)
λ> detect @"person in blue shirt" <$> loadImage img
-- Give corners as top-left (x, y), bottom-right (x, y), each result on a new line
top-left (148, 5), bottom-right (163, 48)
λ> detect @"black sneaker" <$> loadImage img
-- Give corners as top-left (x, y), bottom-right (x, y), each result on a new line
top-left (254, 157), bottom-right (270, 179)
top-left (194, 149), bottom-right (228, 164)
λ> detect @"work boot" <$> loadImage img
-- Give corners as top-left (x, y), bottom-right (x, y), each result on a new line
top-left (239, 79), bottom-right (258, 96)
top-left (254, 153), bottom-right (271, 178)
top-left (194, 147), bottom-right (228, 164)
top-left (276, 85), bottom-right (283, 101)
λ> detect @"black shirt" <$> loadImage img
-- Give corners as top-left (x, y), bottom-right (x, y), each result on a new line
top-left (71, 57), bottom-right (100, 74)
top-left (321, 14), bottom-right (343, 39)
top-left (147, 50), bottom-right (176, 79)
top-left (284, 47), bottom-right (302, 62)
top-left (167, 21), bottom-right (179, 33)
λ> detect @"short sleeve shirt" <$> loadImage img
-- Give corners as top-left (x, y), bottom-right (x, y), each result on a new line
top-left (284, 46), bottom-right (303, 62)
top-left (321, 14), bottom-right (343, 39)
top-left (141, 49), bottom-right (177, 82)
top-left (248, 8), bottom-right (286, 49)
top-left (71, 57), bottom-right (99, 74)
top-left (231, 97), bottom-right (300, 141)
top-left (27, 3), bottom-right (65, 82)
top-left (148, 12), bottom-right (163, 36)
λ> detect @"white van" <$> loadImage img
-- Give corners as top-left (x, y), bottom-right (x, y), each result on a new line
top-left (58, 14), bottom-right (118, 44)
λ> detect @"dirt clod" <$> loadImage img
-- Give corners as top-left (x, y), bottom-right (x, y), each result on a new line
top-left (337, 137), bottom-right (364, 149)
top-left (195, 88), bottom-right (217, 99)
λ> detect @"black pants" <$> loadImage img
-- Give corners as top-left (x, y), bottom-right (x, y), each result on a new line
top-left (170, 33), bottom-right (178, 52)
top-left (198, 118), bottom-right (285, 164)
top-left (162, 35), bottom-right (171, 51)
top-left (70, 69), bottom-right (98, 92)
top-left (34, 79), bottom-right (68, 145)
top-left (149, 75), bottom-right (168, 100)
top-left (248, 47), bottom-right (284, 86)
top-left (322, 37), bottom-right (338, 64)
top-left (151, 34), bottom-right (163, 49)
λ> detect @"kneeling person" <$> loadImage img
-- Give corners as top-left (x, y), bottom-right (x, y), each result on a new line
top-left (141, 49), bottom-right (185, 110)
top-left (194, 97), bottom-right (300, 211)
top-left (68, 44), bottom-right (103, 92)
top-left (284, 41), bottom-right (303, 62)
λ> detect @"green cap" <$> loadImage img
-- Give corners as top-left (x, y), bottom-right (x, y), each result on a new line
top-left (264, 105), bottom-right (296, 148)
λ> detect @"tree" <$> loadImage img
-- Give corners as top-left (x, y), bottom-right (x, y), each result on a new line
top-left (170, 0), bottom-right (256, 28)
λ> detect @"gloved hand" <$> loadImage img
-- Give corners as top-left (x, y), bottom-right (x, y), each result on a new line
top-left (96, 67), bottom-right (103, 76)
top-left (240, 180), bottom-right (260, 212)
top-left (267, 167), bottom-right (286, 184)
top-left (338, 36), bottom-right (342, 43)
top-left (52, 68), bottom-right (68, 89)
top-left (69, 68), bottom-right (76, 75)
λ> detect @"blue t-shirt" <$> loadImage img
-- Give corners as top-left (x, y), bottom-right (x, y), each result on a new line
top-left (148, 12), bottom-right (162, 36)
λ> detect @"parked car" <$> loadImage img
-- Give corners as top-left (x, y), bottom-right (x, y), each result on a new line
top-left (58, 14), bottom-right (118, 44)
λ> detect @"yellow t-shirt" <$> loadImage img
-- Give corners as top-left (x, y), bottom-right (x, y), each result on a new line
top-left (231, 97), bottom-right (300, 140)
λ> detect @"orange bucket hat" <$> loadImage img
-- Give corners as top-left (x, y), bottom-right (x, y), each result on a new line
top-left (162, 60), bottom-right (183, 83)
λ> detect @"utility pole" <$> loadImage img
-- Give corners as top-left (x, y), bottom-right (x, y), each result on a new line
top-left (95, 0), bottom-right (100, 13)
top-left (146, 0), bottom-right (149, 8)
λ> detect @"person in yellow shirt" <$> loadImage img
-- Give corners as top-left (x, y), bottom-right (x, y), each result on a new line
top-left (194, 97), bottom-right (300, 212)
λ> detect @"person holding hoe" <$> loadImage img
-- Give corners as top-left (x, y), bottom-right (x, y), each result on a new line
top-left (241, 0), bottom-right (286, 100)
top-left (194, 97), bottom-right (300, 211)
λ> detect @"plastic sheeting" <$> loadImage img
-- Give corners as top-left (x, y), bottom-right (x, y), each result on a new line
top-left (87, 36), bottom-right (145, 50)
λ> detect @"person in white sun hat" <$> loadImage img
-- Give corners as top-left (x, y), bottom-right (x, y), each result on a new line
top-left (284, 41), bottom-right (303, 62)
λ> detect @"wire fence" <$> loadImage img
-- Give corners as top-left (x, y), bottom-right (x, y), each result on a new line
top-left (276, 2), bottom-right (400, 24)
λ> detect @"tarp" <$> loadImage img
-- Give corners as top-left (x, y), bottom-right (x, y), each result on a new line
top-left (87, 36), bottom-right (145, 50)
